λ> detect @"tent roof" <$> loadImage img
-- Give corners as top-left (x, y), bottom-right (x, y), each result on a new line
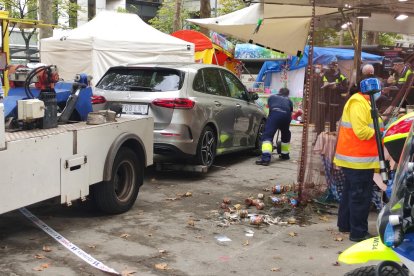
top-left (171, 30), bottom-right (213, 51)
top-left (259, 0), bottom-right (414, 34)
top-left (187, 4), bottom-right (337, 56)
top-left (43, 11), bottom-right (190, 46)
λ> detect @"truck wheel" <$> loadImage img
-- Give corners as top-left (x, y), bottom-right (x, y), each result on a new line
top-left (344, 264), bottom-right (405, 276)
top-left (93, 147), bottom-right (142, 214)
top-left (195, 126), bottom-right (216, 168)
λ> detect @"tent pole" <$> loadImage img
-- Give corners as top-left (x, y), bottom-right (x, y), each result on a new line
top-left (297, 0), bottom-right (315, 202)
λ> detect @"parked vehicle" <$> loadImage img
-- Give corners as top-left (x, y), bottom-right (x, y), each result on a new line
top-left (93, 62), bottom-right (266, 168)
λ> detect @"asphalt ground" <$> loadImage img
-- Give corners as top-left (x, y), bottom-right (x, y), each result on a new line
top-left (0, 126), bottom-right (379, 276)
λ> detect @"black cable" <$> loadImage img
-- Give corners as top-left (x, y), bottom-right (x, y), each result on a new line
top-left (24, 66), bottom-right (45, 99)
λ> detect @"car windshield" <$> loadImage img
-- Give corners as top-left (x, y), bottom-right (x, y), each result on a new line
top-left (389, 123), bottom-right (414, 214)
top-left (96, 67), bottom-right (184, 92)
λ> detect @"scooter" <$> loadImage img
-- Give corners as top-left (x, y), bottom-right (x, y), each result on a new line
top-left (338, 78), bottom-right (414, 275)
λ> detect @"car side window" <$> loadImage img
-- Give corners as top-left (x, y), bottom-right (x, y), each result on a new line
top-left (222, 70), bottom-right (247, 100)
top-left (196, 68), bottom-right (228, 97)
top-left (193, 70), bottom-right (205, 92)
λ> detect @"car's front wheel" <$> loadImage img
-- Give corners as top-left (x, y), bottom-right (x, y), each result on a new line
top-left (195, 126), bottom-right (216, 168)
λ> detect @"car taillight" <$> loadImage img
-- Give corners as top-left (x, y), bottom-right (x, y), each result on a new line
top-left (91, 95), bottom-right (107, 104)
top-left (152, 98), bottom-right (195, 109)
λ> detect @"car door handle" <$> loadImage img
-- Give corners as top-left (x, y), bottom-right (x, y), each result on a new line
top-left (235, 103), bottom-right (242, 108)
top-left (214, 101), bottom-right (222, 107)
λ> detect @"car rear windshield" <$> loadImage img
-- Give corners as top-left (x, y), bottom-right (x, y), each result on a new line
top-left (96, 67), bottom-right (184, 92)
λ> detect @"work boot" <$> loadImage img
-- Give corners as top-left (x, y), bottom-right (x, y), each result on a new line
top-left (279, 153), bottom-right (290, 160)
top-left (255, 159), bottom-right (270, 166)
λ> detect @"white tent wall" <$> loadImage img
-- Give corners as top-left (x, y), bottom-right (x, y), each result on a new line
top-left (41, 11), bottom-right (194, 83)
top-left (269, 68), bottom-right (305, 98)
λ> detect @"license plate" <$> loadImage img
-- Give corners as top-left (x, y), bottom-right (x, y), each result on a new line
top-left (122, 104), bottom-right (149, 115)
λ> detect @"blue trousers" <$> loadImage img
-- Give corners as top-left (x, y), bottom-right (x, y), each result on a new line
top-left (260, 110), bottom-right (291, 162)
top-left (337, 167), bottom-right (374, 239)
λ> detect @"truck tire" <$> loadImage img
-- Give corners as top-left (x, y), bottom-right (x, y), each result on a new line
top-left (344, 264), bottom-right (405, 276)
top-left (93, 147), bottom-right (143, 214)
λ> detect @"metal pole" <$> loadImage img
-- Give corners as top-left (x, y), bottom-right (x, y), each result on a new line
top-left (369, 92), bottom-right (389, 183)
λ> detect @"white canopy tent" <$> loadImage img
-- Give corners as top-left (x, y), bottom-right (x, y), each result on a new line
top-left (187, 3), bottom-right (337, 56)
top-left (41, 11), bottom-right (195, 83)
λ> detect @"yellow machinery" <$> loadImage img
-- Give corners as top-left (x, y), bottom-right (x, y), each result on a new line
top-left (0, 10), bottom-right (56, 96)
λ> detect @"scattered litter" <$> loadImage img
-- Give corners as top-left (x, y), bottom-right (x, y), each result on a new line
top-left (120, 233), bottom-right (130, 239)
top-left (233, 204), bottom-right (242, 210)
top-left (34, 254), bottom-right (45, 259)
top-left (287, 217), bottom-right (297, 224)
top-left (42, 245), bottom-right (52, 252)
top-left (219, 255), bottom-right (230, 262)
top-left (32, 263), bottom-right (50, 272)
top-left (223, 197), bottom-right (231, 204)
top-left (183, 192), bottom-right (192, 197)
top-left (319, 216), bottom-right (330, 222)
top-left (158, 249), bottom-right (167, 254)
top-left (155, 263), bottom-right (169, 270)
top-left (88, 244), bottom-right (96, 249)
top-left (332, 261), bottom-right (341, 266)
top-left (245, 229), bottom-right (255, 237)
top-left (239, 210), bottom-right (249, 218)
top-left (242, 240), bottom-right (249, 246)
top-left (217, 221), bottom-right (230, 227)
top-left (270, 267), bottom-right (281, 272)
top-left (121, 269), bottom-right (137, 276)
top-left (257, 193), bottom-right (264, 199)
top-left (288, 232), bottom-right (298, 237)
top-left (334, 236), bottom-right (343, 242)
top-left (215, 235), bottom-right (232, 242)
top-left (250, 215), bottom-right (264, 225)
top-left (220, 203), bottom-right (229, 210)
top-left (187, 219), bottom-right (195, 227)
top-left (165, 197), bottom-right (180, 201)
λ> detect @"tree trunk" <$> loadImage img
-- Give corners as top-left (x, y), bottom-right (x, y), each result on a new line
top-left (199, 0), bottom-right (211, 36)
top-left (365, 31), bottom-right (379, 45)
top-left (38, 0), bottom-right (54, 39)
top-left (173, 0), bottom-right (182, 32)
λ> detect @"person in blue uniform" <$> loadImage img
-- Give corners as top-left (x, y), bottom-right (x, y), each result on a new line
top-left (256, 88), bottom-right (293, 166)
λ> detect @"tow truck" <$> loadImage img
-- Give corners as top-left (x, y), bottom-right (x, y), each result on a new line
top-left (0, 11), bottom-right (153, 216)
top-left (0, 65), bottom-right (153, 215)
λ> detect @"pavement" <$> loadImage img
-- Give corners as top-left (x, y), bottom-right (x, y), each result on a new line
top-left (0, 126), bottom-right (379, 276)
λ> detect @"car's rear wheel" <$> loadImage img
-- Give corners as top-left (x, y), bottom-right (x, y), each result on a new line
top-left (253, 120), bottom-right (265, 154)
top-left (195, 126), bottom-right (216, 168)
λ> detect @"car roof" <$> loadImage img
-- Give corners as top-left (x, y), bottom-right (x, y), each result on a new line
top-left (111, 62), bottom-right (224, 71)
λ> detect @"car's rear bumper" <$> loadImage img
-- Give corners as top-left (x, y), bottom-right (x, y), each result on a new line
top-left (154, 143), bottom-right (193, 159)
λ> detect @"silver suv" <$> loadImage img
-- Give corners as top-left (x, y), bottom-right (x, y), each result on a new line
top-left (94, 63), bottom-right (266, 168)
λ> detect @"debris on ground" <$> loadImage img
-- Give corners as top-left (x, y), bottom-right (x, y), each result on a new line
top-left (155, 263), bottom-right (169, 270)
top-left (213, 184), bottom-right (312, 228)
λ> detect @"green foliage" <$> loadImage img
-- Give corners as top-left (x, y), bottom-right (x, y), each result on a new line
top-left (118, 4), bottom-right (139, 14)
top-left (314, 27), bottom-right (403, 47)
top-left (313, 28), bottom-right (339, 46)
top-left (149, 0), bottom-right (191, 34)
top-left (379, 32), bottom-right (403, 46)
top-left (217, 0), bottom-right (245, 16)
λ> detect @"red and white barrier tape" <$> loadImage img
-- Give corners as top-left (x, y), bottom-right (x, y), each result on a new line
top-left (19, 207), bottom-right (120, 275)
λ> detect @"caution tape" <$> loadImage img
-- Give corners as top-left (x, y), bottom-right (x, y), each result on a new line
top-left (19, 207), bottom-right (120, 275)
